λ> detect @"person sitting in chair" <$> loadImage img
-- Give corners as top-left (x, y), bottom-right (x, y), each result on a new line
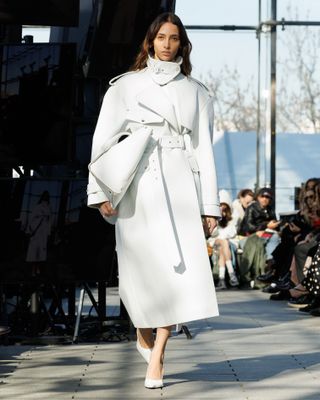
top-left (238, 188), bottom-right (281, 289)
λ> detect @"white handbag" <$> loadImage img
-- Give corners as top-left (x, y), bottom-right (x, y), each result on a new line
top-left (89, 126), bottom-right (152, 208)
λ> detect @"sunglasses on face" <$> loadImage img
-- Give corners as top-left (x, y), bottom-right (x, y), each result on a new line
top-left (261, 195), bottom-right (272, 199)
top-left (305, 195), bottom-right (314, 200)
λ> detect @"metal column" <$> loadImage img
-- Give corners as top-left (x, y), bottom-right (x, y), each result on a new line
top-left (270, 0), bottom-right (277, 204)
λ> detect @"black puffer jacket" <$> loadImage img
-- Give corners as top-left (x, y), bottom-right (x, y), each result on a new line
top-left (238, 201), bottom-right (277, 235)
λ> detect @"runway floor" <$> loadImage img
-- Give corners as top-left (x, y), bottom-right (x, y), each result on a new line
top-left (0, 288), bottom-right (319, 399)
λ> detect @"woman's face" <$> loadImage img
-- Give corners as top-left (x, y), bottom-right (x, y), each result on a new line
top-left (304, 190), bottom-right (315, 208)
top-left (153, 22), bottom-right (180, 62)
top-left (219, 203), bottom-right (228, 217)
top-left (240, 194), bottom-right (254, 209)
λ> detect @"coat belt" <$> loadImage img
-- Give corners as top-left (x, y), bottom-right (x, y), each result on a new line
top-left (158, 135), bottom-right (185, 149)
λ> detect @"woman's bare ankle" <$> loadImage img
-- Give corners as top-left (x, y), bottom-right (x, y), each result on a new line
top-left (146, 355), bottom-right (164, 379)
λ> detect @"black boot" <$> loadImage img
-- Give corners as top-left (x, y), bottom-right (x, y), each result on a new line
top-left (256, 270), bottom-right (277, 283)
top-left (299, 296), bottom-right (320, 313)
top-left (269, 290), bottom-right (291, 300)
top-left (309, 307), bottom-right (320, 317)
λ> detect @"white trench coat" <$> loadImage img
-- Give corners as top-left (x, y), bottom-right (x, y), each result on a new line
top-left (87, 58), bottom-right (220, 328)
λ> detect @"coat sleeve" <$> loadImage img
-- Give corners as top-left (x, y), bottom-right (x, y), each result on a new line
top-left (192, 96), bottom-right (220, 218)
top-left (87, 85), bottom-right (126, 208)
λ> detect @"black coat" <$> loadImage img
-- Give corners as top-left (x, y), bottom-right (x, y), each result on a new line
top-left (238, 201), bottom-right (277, 236)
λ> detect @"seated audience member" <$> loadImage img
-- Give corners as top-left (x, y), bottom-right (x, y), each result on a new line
top-left (291, 229), bottom-right (320, 284)
top-left (286, 242), bottom-right (320, 314)
top-left (232, 189), bottom-right (254, 233)
top-left (208, 190), bottom-right (239, 289)
top-left (262, 186), bottom-right (316, 288)
top-left (264, 178), bottom-right (320, 300)
top-left (299, 242), bottom-right (320, 315)
top-left (294, 184), bottom-right (320, 278)
top-left (312, 181), bottom-right (320, 227)
top-left (238, 187), bottom-right (281, 289)
top-left (288, 181), bottom-right (320, 291)
top-left (278, 183), bottom-right (320, 284)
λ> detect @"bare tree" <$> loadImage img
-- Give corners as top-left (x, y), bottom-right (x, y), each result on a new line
top-left (202, 7), bottom-right (320, 134)
top-left (277, 24), bottom-right (320, 133)
top-left (203, 67), bottom-right (259, 132)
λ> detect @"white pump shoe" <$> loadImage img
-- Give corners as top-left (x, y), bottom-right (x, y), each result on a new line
top-left (144, 377), bottom-right (164, 389)
top-left (136, 338), bottom-right (153, 363)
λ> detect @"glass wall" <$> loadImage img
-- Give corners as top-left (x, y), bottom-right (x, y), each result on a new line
top-left (176, 1), bottom-right (259, 201)
top-left (176, 0), bottom-right (320, 213)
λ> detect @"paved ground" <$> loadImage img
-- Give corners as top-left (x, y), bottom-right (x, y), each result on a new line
top-left (0, 288), bottom-right (319, 399)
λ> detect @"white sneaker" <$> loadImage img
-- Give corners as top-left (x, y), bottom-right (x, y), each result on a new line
top-left (216, 278), bottom-right (227, 290)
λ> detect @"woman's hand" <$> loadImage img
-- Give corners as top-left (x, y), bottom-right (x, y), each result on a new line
top-left (267, 220), bottom-right (281, 230)
top-left (289, 222), bottom-right (301, 233)
top-left (99, 201), bottom-right (117, 217)
top-left (202, 216), bottom-right (218, 237)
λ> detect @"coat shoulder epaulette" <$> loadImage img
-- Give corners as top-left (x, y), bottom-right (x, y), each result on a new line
top-left (109, 68), bottom-right (147, 86)
top-left (188, 76), bottom-right (211, 93)
top-left (109, 71), bottom-right (137, 86)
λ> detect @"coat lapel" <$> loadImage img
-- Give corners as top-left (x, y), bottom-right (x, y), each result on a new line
top-left (136, 75), bottom-right (198, 134)
top-left (136, 83), bottom-right (179, 132)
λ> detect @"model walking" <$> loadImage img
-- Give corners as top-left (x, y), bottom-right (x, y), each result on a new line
top-left (87, 12), bottom-right (220, 389)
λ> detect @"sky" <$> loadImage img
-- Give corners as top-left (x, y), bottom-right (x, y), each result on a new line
top-left (24, 0), bottom-right (320, 82)
top-left (176, 0), bottom-right (320, 80)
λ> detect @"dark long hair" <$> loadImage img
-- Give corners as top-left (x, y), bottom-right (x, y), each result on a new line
top-left (130, 13), bottom-right (192, 76)
top-left (219, 203), bottom-right (232, 228)
top-left (237, 188), bottom-right (254, 199)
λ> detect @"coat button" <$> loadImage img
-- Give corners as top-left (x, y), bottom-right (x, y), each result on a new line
top-left (141, 119), bottom-right (145, 122)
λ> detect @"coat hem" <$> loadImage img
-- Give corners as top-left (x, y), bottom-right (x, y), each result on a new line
top-left (132, 311), bottom-right (220, 329)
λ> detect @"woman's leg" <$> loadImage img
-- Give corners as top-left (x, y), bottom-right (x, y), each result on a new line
top-left (265, 233), bottom-right (281, 261)
top-left (219, 239), bottom-right (232, 261)
top-left (137, 328), bottom-right (154, 349)
top-left (216, 239), bottom-right (239, 286)
top-left (289, 255), bottom-right (299, 286)
top-left (220, 239), bottom-right (239, 285)
top-left (146, 326), bottom-right (171, 380)
top-left (215, 239), bottom-right (226, 280)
